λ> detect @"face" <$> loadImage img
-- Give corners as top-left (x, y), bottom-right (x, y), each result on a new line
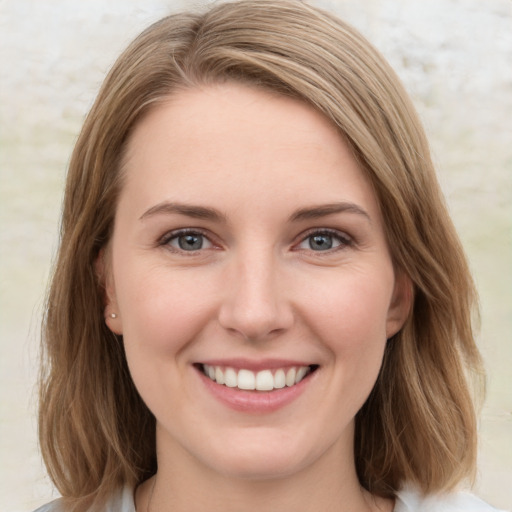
top-left (103, 83), bottom-right (410, 481)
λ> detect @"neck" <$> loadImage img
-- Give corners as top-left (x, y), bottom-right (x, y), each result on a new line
top-left (136, 428), bottom-right (392, 512)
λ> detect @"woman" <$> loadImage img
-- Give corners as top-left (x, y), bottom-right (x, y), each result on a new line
top-left (36, 1), bottom-right (503, 511)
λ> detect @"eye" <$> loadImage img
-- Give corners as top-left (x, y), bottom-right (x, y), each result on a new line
top-left (163, 230), bottom-right (214, 252)
top-left (296, 230), bottom-right (352, 252)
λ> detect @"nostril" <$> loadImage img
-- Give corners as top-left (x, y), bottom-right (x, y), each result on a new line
top-left (217, 277), bottom-right (294, 341)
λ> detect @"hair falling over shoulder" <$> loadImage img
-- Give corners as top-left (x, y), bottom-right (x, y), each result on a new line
top-left (39, 1), bottom-right (485, 510)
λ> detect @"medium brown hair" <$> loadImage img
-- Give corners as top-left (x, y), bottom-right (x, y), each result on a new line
top-left (39, 1), bottom-right (484, 509)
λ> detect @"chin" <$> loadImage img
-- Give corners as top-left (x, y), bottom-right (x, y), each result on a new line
top-left (215, 453), bottom-right (302, 481)
top-left (200, 432), bottom-right (317, 481)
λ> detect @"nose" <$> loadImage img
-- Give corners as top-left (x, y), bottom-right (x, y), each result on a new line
top-left (218, 250), bottom-right (294, 342)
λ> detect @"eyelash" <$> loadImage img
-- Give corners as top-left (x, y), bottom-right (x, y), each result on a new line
top-left (159, 228), bottom-right (216, 254)
top-left (293, 228), bottom-right (353, 253)
top-left (159, 228), bottom-right (353, 254)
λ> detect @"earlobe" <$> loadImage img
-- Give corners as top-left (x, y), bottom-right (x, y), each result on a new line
top-left (105, 310), bottom-right (123, 335)
top-left (95, 248), bottom-right (123, 335)
top-left (386, 270), bottom-right (413, 339)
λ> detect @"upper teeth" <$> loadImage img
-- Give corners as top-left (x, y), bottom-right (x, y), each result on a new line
top-left (203, 365), bottom-right (311, 391)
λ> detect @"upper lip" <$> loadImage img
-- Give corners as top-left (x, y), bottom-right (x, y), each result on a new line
top-left (196, 358), bottom-right (317, 372)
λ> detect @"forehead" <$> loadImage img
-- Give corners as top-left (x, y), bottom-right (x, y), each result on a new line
top-left (124, 83), bottom-right (342, 165)
top-left (119, 83), bottom-right (380, 222)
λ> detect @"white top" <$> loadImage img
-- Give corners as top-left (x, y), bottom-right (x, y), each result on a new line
top-left (395, 484), bottom-right (508, 511)
top-left (34, 484), bottom-right (508, 512)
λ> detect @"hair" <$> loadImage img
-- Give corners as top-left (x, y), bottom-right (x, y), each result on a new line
top-left (39, 1), bottom-right (484, 510)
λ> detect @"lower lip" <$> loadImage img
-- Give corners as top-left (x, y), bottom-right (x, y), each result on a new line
top-left (196, 368), bottom-right (315, 413)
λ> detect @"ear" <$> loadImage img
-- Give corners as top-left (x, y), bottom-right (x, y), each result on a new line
top-left (386, 269), bottom-right (413, 339)
top-left (95, 248), bottom-right (123, 335)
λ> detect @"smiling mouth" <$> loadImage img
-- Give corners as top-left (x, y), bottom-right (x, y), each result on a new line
top-left (197, 364), bottom-right (319, 392)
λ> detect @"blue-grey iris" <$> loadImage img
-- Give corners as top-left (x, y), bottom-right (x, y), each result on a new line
top-left (179, 234), bottom-right (203, 250)
top-left (309, 234), bottom-right (333, 251)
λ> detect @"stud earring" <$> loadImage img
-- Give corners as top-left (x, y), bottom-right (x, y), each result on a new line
top-left (110, 313), bottom-right (117, 319)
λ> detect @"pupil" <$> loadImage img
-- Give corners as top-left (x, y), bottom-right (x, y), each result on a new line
top-left (310, 234), bottom-right (332, 251)
top-left (179, 234), bottom-right (202, 250)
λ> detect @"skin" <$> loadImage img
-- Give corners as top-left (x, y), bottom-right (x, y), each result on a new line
top-left (103, 83), bottom-right (410, 512)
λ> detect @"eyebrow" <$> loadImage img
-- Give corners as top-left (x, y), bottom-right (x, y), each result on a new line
top-left (289, 202), bottom-right (371, 223)
top-left (139, 202), bottom-right (226, 222)
top-left (139, 200), bottom-right (371, 224)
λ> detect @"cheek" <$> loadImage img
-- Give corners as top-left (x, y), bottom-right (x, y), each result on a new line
top-left (116, 266), bottom-right (218, 355)
top-left (302, 267), bottom-right (393, 347)
top-left (116, 269), bottom-right (219, 414)
top-left (286, 270), bottom-right (392, 435)
top-left (300, 267), bottom-right (393, 398)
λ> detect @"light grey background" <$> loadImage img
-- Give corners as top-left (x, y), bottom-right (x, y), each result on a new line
top-left (1, 1), bottom-right (511, 510)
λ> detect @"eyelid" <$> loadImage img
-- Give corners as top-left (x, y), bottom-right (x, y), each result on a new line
top-left (293, 228), bottom-right (354, 252)
top-left (157, 227), bottom-right (354, 254)
top-left (159, 228), bottom-right (218, 252)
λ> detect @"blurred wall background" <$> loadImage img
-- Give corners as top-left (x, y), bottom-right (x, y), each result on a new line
top-left (1, 1), bottom-right (510, 510)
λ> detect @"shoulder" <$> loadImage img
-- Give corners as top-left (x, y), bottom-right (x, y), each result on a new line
top-left (395, 484), bottom-right (508, 512)
top-left (32, 486), bottom-right (136, 512)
